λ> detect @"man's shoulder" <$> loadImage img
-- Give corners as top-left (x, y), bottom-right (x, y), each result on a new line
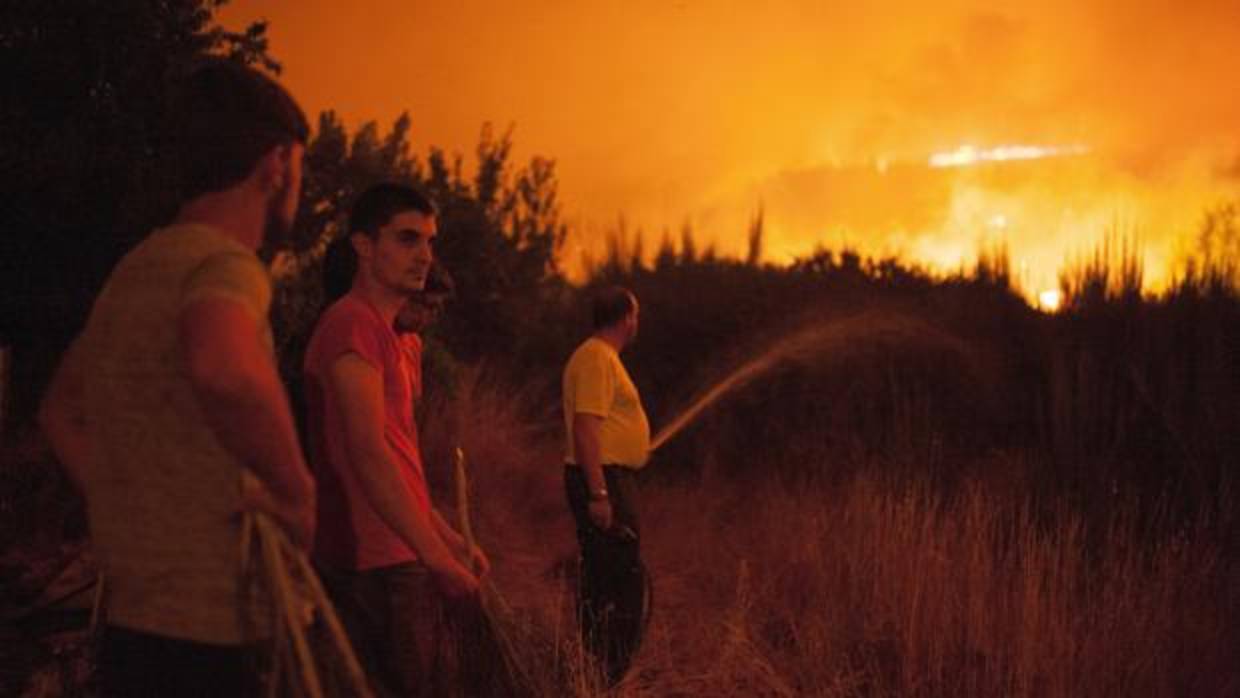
top-left (315, 295), bottom-right (380, 333)
top-left (565, 337), bottom-right (595, 364)
top-left (153, 223), bottom-right (254, 260)
top-left (306, 295), bottom-right (392, 369)
top-left (566, 338), bottom-right (616, 374)
top-left (574, 336), bottom-right (611, 355)
top-left (88, 225), bottom-right (266, 332)
top-left (109, 224), bottom-right (250, 279)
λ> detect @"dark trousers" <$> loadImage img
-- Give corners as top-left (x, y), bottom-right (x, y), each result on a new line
top-left (317, 562), bottom-right (445, 698)
top-left (316, 561), bottom-right (499, 698)
top-left (564, 464), bottom-right (648, 686)
top-left (98, 625), bottom-right (257, 698)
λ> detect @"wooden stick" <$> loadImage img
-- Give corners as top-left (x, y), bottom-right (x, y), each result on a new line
top-left (454, 446), bottom-right (477, 571)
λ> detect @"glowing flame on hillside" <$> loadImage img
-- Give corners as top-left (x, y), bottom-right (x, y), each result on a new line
top-left (929, 144), bottom-right (1090, 168)
top-left (1038, 289), bottom-right (1063, 312)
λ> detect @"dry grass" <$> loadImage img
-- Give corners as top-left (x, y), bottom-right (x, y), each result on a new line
top-left (428, 377), bottom-right (1239, 698)
top-left (5, 341), bottom-right (1235, 696)
top-left (465, 468), bottom-right (1237, 697)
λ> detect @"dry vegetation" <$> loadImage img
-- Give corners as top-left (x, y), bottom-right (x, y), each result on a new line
top-left (6, 7), bottom-right (1239, 694)
top-left (4, 234), bottom-right (1238, 696)
top-left (423, 369), bottom-right (1239, 698)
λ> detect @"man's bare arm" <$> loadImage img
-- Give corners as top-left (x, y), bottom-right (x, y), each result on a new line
top-left (178, 298), bottom-right (315, 548)
top-left (573, 413), bottom-right (607, 493)
top-left (330, 353), bottom-right (479, 597)
top-left (573, 412), bottom-right (613, 529)
top-left (38, 339), bottom-right (94, 493)
top-left (431, 510), bottom-right (465, 551)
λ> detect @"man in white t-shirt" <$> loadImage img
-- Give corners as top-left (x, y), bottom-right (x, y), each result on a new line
top-left (39, 59), bottom-right (314, 698)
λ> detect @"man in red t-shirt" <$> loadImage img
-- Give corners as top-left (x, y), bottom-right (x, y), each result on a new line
top-left (303, 183), bottom-right (487, 697)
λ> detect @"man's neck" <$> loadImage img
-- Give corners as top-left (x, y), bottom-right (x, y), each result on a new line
top-left (593, 328), bottom-right (627, 353)
top-left (173, 188), bottom-right (266, 251)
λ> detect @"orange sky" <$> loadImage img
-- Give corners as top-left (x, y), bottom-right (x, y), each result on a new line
top-left (218, 1), bottom-right (1240, 293)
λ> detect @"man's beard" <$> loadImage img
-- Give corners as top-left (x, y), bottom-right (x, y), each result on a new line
top-left (256, 181), bottom-right (295, 263)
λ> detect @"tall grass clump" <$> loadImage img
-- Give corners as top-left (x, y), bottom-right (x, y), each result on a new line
top-left (607, 468), bottom-right (1239, 697)
top-left (416, 366), bottom-right (583, 696)
top-left (413, 370), bottom-right (1238, 697)
top-left (1174, 201), bottom-right (1240, 296)
top-left (418, 365), bottom-right (564, 533)
top-left (1046, 227), bottom-right (1240, 506)
top-left (1058, 230), bottom-right (1145, 310)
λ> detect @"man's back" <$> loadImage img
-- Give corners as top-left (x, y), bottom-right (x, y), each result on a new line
top-left (78, 223), bottom-right (272, 644)
top-left (562, 337), bottom-right (650, 469)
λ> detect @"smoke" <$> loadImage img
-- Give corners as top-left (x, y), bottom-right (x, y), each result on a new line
top-left (218, 1), bottom-right (1240, 289)
top-left (663, 3), bottom-right (1240, 291)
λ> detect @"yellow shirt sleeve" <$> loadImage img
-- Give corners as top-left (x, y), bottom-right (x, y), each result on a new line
top-left (179, 251), bottom-right (272, 320)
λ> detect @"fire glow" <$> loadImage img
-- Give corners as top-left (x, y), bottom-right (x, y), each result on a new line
top-left (929, 144), bottom-right (1090, 169)
top-left (1038, 289), bottom-right (1063, 312)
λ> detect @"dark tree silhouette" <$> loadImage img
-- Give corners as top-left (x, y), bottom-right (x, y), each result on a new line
top-left (269, 117), bottom-right (570, 392)
top-left (0, 0), bottom-right (276, 430)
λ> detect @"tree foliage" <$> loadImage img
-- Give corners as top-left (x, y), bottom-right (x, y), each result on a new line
top-left (270, 117), bottom-right (570, 388)
top-left (0, 0), bottom-right (275, 427)
top-left (0, 0), bottom-right (573, 427)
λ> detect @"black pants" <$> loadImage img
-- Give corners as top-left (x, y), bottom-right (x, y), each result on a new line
top-left (317, 562), bottom-right (445, 698)
top-left (564, 464), bottom-right (648, 686)
top-left (98, 625), bottom-right (257, 698)
top-left (317, 561), bottom-right (499, 698)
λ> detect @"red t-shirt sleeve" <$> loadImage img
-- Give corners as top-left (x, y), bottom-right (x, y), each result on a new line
top-left (314, 303), bottom-right (388, 373)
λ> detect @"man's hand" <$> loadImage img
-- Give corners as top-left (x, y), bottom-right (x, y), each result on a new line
top-left (429, 558), bottom-right (481, 599)
top-left (465, 543), bottom-right (491, 577)
top-left (588, 497), bottom-right (614, 531)
top-left (429, 510), bottom-right (490, 577)
top-left (573, 413), bottom-right (614, 531)
top-left (242, 470), bottom-right (315, 551)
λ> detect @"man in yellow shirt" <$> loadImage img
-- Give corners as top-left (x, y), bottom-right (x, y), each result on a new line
top-left (562, 285), bottom-right (651, 686)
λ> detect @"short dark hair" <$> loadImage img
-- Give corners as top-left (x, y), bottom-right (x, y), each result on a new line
top-left (168, 58), bottom-right (309, 200)
top-left (348, 183), bottom-right (437, 239)
top-left (322, 233), bottom-right (357, 304)
top-left (592, 286), bottom-right (636, 330)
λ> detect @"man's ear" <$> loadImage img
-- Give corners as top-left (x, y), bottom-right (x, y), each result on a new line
top-left (256, 144), bottom-right (291, 192)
